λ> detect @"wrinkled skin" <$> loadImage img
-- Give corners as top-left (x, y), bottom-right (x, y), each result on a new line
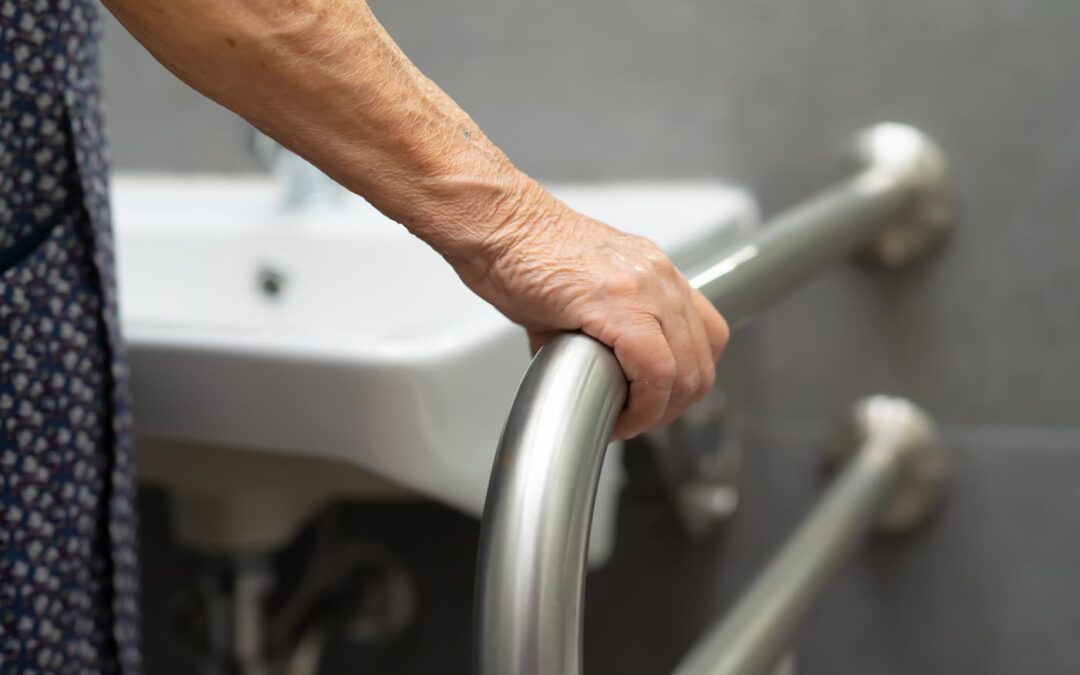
top-left (105, 0), bottom-right (730, 438)
top-left (455, 180), bottom-right (729, 440)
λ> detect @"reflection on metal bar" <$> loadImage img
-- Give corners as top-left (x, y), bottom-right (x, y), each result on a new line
top-left (674, 397), bottom-right (947, 675)
top-left (475, 124), bottom-right (955, 675)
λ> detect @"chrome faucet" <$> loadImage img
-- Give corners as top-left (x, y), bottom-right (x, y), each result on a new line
top-left (249, 129), bottom-right (347, 211)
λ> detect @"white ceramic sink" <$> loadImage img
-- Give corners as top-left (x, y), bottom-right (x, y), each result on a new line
top-left (113, 174), bottom-right (757, 557)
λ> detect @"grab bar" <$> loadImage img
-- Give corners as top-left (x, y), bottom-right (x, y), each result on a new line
top-left (475, 123), bottom-right (955, 675)
top-left (673, 396), bottom-right (948, 675)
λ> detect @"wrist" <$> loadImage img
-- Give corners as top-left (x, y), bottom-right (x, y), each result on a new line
top-left (400, 164), bottom-right (564, 276)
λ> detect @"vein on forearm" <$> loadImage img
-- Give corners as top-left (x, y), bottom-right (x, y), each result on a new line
top-left (103, 0), bottom-right (537, 260)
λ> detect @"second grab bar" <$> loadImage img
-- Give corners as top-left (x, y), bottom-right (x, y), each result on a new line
top-left (673, 396), bottom-right (948, 675)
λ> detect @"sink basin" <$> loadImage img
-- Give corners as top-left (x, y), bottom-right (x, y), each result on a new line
top-left (113, 174), bottom-right (758, 557)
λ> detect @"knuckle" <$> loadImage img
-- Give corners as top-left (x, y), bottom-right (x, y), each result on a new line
top-left (629, 264), bottom-right (652, 288)
top-left (674, 370), bottom-right (701, 398)
top-left (603, 270), bottom-right (641, 297)
top-left (643, 245), bottom-right (674, 273)
top-left (649, 356), bottom-right (678, 390)
top-left (699, 366), bottom-right (716, 395)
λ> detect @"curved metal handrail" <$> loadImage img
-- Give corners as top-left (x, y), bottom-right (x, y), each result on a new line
top-left (475, 124), bottom-right (954, 675)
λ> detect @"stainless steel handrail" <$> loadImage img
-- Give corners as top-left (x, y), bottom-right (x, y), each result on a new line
top-left (475, 123), bottom-right (955, 675)
top-left (673, 396), bottom-right (948, 675)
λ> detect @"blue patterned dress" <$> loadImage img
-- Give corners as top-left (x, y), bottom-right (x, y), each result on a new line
top-left (1, 1), bottom-right (139, 672)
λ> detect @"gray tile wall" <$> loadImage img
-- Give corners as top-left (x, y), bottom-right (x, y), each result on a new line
top-left (101, 1), bottom-right (1080, 672)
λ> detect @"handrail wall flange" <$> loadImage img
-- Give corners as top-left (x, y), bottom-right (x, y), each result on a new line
top-left (673, 396), bottom-right (948, 675)
top-left (824, 395), bottom-right (949, 533)
top-left (855, 123), bottom-right (955, 268)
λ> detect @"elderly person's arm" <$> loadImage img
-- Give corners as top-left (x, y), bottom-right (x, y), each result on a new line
top-left (103, 0), bottom-right (728, 439)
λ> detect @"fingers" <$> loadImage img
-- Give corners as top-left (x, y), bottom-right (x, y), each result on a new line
top-left (612, 286), bottom-right (729, 440)
top-left (655, 303), bottom-right (704, 427)
top-left (504, 224), bottom-right (730, 441)
top-left (692, 289), bottom-right (730, 361)
top-left (609, 317), bottom-right (677, 441)
top-left (647, 285), bottom-right (719, 429)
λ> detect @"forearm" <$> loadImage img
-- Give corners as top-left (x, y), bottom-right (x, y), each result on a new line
top-left (102, 0), bottom-right (547, 264)
top-left (103, 0), bottom-right (730, 439)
